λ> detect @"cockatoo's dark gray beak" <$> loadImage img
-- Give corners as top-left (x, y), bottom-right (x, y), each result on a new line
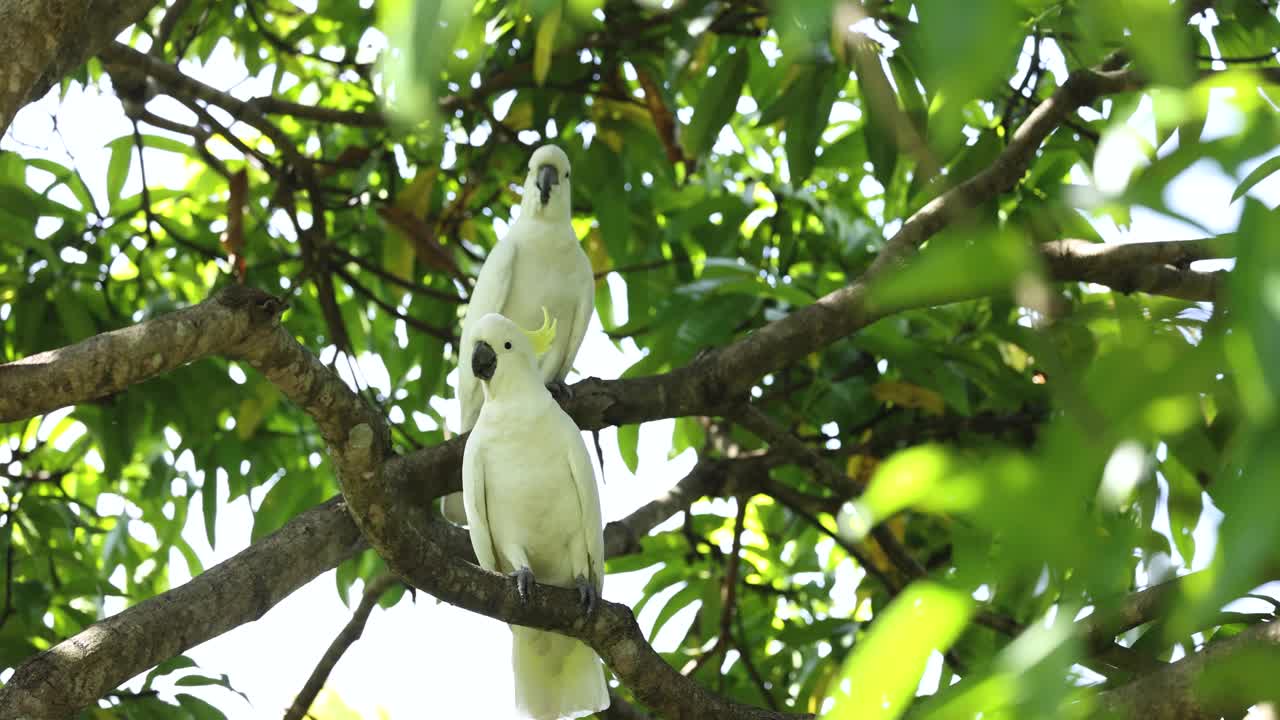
top-left (536, 164), bottom-right (558, 206)
top-left (472, 341), bottom-right (497, 381)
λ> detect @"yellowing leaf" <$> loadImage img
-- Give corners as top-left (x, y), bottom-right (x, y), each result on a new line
top-left (395, 168), bottom-right (436, 216)
top-left (533, 4), bottom-right (562, 87)
top-left (504, 99), bottom-right (534, 130)
top-left (311, 687), bottom-right (363, 720)
top-left (596, 127), bottom-right (624, 153)
top-left (381, 233), bottom-right (415, 283)
top-left (845, 454), bottom-right (879, 488)
top-left (871, 380), bottom-right (945, 416)
top-left (383, 168), bottom-right (437, 281)
top-left (584, 228), bottom-right (609, 283)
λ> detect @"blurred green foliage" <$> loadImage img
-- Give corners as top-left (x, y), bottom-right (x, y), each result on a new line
top-left (2, 0), bottom-right (1280, 718)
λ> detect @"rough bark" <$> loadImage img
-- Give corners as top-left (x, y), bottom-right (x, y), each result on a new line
top-left (0, 497), bottom-right (364, 719)
top-left (0, 448), bottom-right (762, 719)
top-left (1080, 573), bottom-right (1195, 655)
top-left (1092, 621), bottom-right (1280, 719)
top-left (0, 286), bottom-right (281, 423)
top-left (0, 0), bottom-right (161, 136)
top-left (1042, 238), bottom-right (1228, 301)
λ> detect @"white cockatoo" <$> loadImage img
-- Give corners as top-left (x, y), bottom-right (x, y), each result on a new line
top-left (462, 310), bottom-right (609, 720)
top-left (444, 144), bottom-right (594, 524)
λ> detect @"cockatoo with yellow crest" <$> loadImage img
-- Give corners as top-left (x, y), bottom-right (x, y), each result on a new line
top-left (462, 309), bottom-right (609, 720)
top-left (444, 144), bottom-right (594, 524)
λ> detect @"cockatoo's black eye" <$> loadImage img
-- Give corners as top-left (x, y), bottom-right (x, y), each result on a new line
top-left (504, 341), bottom-right (512, 350)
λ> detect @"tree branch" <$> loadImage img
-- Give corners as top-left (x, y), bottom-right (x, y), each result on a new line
top-left (0, 0), bottom-right (160, 136)
top-left (736, 404), bottom-right (926, 586)
top-left (99, 41), bottom-right (385, 129)
top-left (1092, 620), bottom-right (1280, 719)
top-left (284, 574), bottom-right (401, 720)
top-left (0, 442), bottom-right (769, 719)
top-left (865, 60), bottom-right (1138, 281)
top-left (0, 497), bottom-right (364, 719)
top-left (0, 286), bottom-right (286, 423)
top-left (1041, 238), bottom-right (1230, 302)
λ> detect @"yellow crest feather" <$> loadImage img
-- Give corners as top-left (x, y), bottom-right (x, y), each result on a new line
top-left (522, 307), bottom-right (557, 357)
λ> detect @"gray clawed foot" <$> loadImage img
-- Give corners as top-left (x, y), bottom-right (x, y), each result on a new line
top-left (547, 380), bottom-right (573, 404)
top-left (576, 575), bottom-right (598, 616)
top-left (512, 566), bottom-right (535, 604)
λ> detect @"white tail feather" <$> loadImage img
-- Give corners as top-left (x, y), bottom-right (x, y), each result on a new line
top-left (511, 626), bottom-right (609, 720)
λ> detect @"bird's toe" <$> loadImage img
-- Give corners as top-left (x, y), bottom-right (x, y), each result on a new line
top-left (546, 380), bottom-right (573, 403)
top-left (512, 566), bottom-right (535, 604)
top-left (576, 575), bottom-right (598, 616)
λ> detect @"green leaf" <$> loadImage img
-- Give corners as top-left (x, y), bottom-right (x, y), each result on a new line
top-left (858, 52), bottom-right (901, 189)
top-left (176, 693), bottom-right (228, 720)
top-left (142, 655), bottom-right (198, 690)
top-left (252, 472), bottom-right (328, 542)
top-left (865, 227), bottom-right (1035, 314)
top-left (616, 424), bottom-right (640, 474)
top-left (106, 136), bottom-right (133, 210)
top-left (1231, 154), bottom-right (1280, 203)
top-left (202, 472), bottom-right (220, 550)
top-left (684, 41), bottom-right (749, 157)
top-left (821, 581), bottom-right (973, 720)
top-left (648, 582), bottom-right (701, 641)
top-left (785, 61), bottom-right (842, 184)
top-left (533, 3), bottom-right (562, 87)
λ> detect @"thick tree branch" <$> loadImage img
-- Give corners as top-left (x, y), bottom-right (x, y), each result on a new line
top-left (350, 519), bottom-right (809, 719)
top-left (1079, 572), bottom-right (1192, 655)
top-left (0, 286), bottom-right (287, 423)
top-left (1041, 238), bottom-right (1229, 302)
top-left (0, 52), bottom-right (1212, 720)
top-left (0, 444), bottom-right (766, 718)
top-left (1092, 620), bottom-right (1280, 719)
top-left (284, 574), bottom-right (401, 720)
top-left (0, 0), bottom-right (160, 136)
top-left (0, 497), bottom-right (364, 719)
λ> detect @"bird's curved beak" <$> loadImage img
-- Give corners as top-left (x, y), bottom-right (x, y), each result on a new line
top-left (472, 341), bottom-right (497, 381)
top-left (536, 164), bottom-right (559, 206)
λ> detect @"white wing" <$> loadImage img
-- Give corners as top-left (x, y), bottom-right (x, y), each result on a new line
top-left (549, 254), bottom-right (595, 383)
top-left (458, 238), bottom-right (518, 432)
top-left (461, 436), bottom-right (498, 571)
top-left (564, 416), bottom-right (605, 589)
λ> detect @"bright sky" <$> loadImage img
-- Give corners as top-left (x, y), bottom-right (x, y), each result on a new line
top-left (2, 8), bottom-right (1279, 720)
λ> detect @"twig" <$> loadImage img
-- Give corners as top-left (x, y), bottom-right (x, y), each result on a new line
top-left (243, 0), bottom-right (373, 72)
top-left (734, 613), bottom-right (778, 710)
top-left (129, 119), bottom-right (160, 251)
top-left (331, 247), bottom-right (464, 304)
top-left (151, 0), bottom-right (194, 57)
top-left (283, 574), bottom-right (400, 720)
top-left (779, 499), bottom-right (899, 593)
top-left (686, 495), bottom-right (749, 678)
top-left (333, 265), bottom-right (457, 343)
top-left (736, 404), bottom-right (928, 582)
